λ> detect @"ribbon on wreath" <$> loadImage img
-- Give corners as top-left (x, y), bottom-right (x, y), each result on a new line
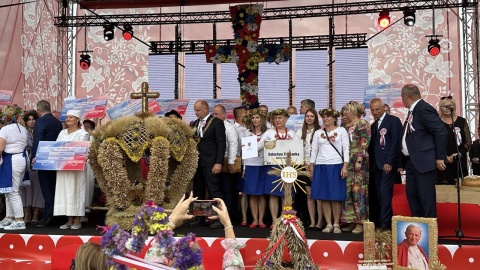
top-left (261, 215), bottom-right (313, 266)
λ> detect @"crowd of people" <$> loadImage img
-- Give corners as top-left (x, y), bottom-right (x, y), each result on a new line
top-left (188, 83), bottom-right (468, 235)
top-left (0, 83), bottom-right (472, 237)
top-left (0, 101), bottom-right (96, 230)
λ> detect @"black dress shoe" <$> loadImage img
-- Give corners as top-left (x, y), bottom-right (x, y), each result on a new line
top-left (209, 220), bottom-right (223, 229)
top-left (36, 218), bottom-right (53, 227)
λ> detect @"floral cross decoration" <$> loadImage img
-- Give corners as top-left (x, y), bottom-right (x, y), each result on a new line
top-left (205, 4), bottom-right (291, 109)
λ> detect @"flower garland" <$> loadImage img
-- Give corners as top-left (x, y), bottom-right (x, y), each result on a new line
top-left (319, 108), bottom-right (340, 118)
top-left (242, 108), bottom-right (267, 126)
top-left (127, 200), bottom-right (170, 254)
top-left (101, 201), bottom-right (203, 270)
top-left (100, 224), bottom-right (129, 270)
top-left (205, 4), bottom-right (291, 109)
top-left (0, 104), bottom-right (24, 122)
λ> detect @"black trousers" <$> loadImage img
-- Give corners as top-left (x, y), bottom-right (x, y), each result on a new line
top-left (38, 170), bottom-right (57, 220)
top-left (405, 158), bottom-right (437, 218)
top-left (374, 166), bottom-right (396, 229)
top-left (192, 165), bottom-right (222, 201)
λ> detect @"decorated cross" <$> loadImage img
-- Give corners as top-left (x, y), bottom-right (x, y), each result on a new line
top-left (205, 4), bottom-right (291, 109)
top-left (130, 82), bottom-right (160, 113)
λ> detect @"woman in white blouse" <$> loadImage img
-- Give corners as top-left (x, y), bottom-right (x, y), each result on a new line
top-left (242, 109), bottom-right (268, 228)
top-left (308, 108), bottom-right (349, 233)
top-left (294, 108), bottom-right (320, 230)
top-left (258, 109), bottom-right (296, 227)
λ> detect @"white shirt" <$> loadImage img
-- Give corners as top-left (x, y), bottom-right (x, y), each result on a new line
top-left (377, 112), bottom-right (386, 128)
top-left (401, 99), bottom-right (421, 156)
top-left (234, 122), bottom-right (248, 157)
top-left (294, 128), bottom-right (315, 165)
top-left (407, 245), bottom-right (429, 270)
top-left (0, 123), bottom-right (28, 153)
top-left (197, 115), bottom-right (210, 138)
top-left (224, 120), bottom-right (239, 164)
top-left (310, 126), bottom-right (350, 165)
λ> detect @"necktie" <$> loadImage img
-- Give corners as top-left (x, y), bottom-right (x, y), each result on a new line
top-left (404, 110), bottom-right (412, 133)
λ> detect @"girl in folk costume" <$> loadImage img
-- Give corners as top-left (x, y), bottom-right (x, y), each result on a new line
top-left (294, 108), bottom-right (321, 230)
top-left (340, 101), bottom-right (371, 234)
top-left (54, 110), bottom-right (89, 229)
top-left (308, 108), bottom-right (349, 234)
top-left (259, 109), bottom-right (296, 227)
top-left (0, 105), bottom-right (28, 230)
top-left (242, 109), bottom-right (268, 228)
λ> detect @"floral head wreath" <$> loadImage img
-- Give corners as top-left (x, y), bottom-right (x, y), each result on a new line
top-left (0, 104), bottom-right (24, 123)
top-left (100, 200), bottom-right (202, 270)
top-left (319, 108), bottom-right (340, 118)
top-left (242, 108), bottom-right (268, 125)
top-left (268, 108), bottom-right (290, 120)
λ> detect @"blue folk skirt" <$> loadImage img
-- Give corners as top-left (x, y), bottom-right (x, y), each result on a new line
top-left (310, 164), bottom-right (346, 201)
top-left (243, 165), bottom-right (264, 195)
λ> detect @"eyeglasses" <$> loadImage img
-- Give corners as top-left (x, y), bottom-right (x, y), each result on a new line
top-left (440, 96), bottom-right (453, 100)
top-left (441, 105), bottom-right (451, 109)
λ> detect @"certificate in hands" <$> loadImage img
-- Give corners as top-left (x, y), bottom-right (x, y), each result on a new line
top-left (241, 135), bottom-right (258, 159)
top-left (33, 141), bottom-right (90, 171)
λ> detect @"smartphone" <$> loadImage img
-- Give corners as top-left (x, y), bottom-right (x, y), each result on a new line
top-left (189, 200), bottom-right (219, 216)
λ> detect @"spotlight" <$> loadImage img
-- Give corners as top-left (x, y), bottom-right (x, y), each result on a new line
top-left (103, 24), bottom-right (115, 41)
top-left (378, 10), bottom-right (390, 28)
top-left (79, 54), bottom-right (91, 70)
top-left (122, 24), bottom-right (133, 40)
top-left (428, 39), bottom-right (441, 56)
top-left (404, 8), bottom-right (416, 26)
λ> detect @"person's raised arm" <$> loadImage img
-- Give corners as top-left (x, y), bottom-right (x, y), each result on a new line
top-left (168, 192), bottom-right (196, 228)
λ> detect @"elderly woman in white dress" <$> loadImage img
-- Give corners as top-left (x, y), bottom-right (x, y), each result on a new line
top-left (54, 110), bottom-right (89, 229)
top-left (0, 105), bottom-right (28, 230)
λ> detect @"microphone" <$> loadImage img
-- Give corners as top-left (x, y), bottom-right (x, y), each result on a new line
top-left (445, 105), bottom-right (454, 112)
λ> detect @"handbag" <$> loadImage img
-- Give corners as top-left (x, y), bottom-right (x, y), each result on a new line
top-left (220, 156), bottom-right (242, 173)
top-left (324, 128), bottom-right (343, 160)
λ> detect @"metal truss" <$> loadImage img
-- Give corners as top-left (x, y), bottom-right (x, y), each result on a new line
top-left (57, 1), bottom-right (76, 109)
top-left (149, 33), bottom-right (367, 54)
top-left (461, 5), bottom-right (480, 133)
top-left (55, 0), bottom-right (478, 27)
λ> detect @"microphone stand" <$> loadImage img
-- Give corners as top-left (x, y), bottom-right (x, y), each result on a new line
top-left (439, 108), bottom-right (480, 246)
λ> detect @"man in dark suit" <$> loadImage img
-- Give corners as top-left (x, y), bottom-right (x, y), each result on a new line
top-left (401, 84), bottom-right (447, 218)
top-left (32, 100), bottom-right (63, 227)
top-left (369, 98), bottom-right (403, 230)
top-left (191, 100), bottom-right (226, 229)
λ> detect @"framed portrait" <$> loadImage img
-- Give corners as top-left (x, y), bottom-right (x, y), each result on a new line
top-left (392, 216), bottom-right (438, 270)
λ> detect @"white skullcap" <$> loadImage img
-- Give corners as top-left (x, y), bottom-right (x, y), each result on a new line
top-left (66, 109), bottom-right (81, 118)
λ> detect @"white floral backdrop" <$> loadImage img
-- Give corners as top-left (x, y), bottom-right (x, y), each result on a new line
top-left (22, 0), bottom-right (62, 111)
top-left (20, 1), bottom-right (464, 123)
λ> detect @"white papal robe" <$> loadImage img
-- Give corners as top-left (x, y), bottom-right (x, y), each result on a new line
top-left (53, 128), bottom-right (89, 217)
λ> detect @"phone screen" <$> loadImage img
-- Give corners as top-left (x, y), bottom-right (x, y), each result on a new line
top-left (189, 200), bottom-right (218, 216)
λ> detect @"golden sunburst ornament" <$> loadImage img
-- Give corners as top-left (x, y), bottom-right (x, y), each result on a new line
top-left (268, 151), bottom-right (309, 195)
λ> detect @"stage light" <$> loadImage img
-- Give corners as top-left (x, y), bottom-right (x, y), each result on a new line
top-left (378, 10), bottom-right (390, 28)
top-left (404, 8), bottom-right (416, 26)
top-left (103, 24), bottom-right (115, 41)
top-left (428, 39), bottom-right (441, 56)
top-left (122, 24), bottom-right (133, 40)
top-left (79, 54), bottom-right (91, 70)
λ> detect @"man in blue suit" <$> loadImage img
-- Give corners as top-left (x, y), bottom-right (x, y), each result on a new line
top-left (32, 100), bottom-right (63, 227)
top-left (369, 98), bottom-right (403, 230)
top-left (401, 84), bottom-right (447, 218)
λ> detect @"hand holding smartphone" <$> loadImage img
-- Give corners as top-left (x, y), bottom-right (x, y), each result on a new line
top-left (189, 200), bottom-right (219, 216)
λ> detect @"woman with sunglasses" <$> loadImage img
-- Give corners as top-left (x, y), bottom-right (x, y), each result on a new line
top-left (437, 96), bottom-right (471, 185)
